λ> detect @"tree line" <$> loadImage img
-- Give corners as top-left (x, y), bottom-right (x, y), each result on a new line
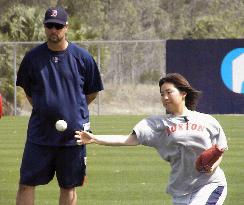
top-left (0, 0), bottom-right (244, 41)
top-left (0, 0), bottom-right (244, 115)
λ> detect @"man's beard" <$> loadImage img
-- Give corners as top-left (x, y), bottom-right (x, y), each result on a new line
top-left (48, 34), bottom-right (63, 43)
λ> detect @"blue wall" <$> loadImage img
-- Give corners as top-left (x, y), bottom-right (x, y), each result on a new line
top-left (166, 39), bottom-right (244, 114)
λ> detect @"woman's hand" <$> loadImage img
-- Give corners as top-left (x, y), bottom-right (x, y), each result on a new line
top-left (75, 131), bottom-right (95, 145)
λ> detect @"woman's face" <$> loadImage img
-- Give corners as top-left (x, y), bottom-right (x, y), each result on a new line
top-left (160, 82), bottom-right (186, 115)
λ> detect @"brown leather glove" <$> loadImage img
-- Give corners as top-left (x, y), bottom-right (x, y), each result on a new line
top-left (195, 145), bottom-right (224, 172)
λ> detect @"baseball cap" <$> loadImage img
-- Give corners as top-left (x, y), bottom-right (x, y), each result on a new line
top-left (43, 7), bottom-right (68, 25)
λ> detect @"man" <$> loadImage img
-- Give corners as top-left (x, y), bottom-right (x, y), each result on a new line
top-left (16, 7), bottom-right (103, 205)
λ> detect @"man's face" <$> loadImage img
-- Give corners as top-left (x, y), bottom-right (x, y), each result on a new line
top-left (44, 23), bottom-right (68, 43)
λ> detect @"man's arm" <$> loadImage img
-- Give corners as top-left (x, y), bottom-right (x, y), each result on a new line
top-left (86, 92), bottom-right (98, 105)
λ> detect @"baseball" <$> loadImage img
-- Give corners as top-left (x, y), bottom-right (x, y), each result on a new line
top-left (55, 120), bottom-right (67, 132)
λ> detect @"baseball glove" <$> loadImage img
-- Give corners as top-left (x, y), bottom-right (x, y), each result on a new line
top-left (195, 145), bottom-right (224, 172)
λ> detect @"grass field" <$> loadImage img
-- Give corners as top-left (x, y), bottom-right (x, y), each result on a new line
top-left (0, 115), bottom-right (243, 205)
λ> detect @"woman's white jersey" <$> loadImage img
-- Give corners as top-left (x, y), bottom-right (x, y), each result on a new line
top-left (133, 110), bottom-right (228, 197)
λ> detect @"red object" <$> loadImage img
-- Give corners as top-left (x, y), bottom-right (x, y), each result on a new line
top-left (0, 94), bottom-right (3, 118)
top-left (195, 145), bottom-right (224, 172)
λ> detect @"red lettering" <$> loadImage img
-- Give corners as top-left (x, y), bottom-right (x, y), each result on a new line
top-left (171, 125), bottom-right (176, 132)
top-left (186, 122), bottom-right (189, 130)
top-left (167, 123), bottom-right (205, 136)
top-left (191, 124), bottom-right (197, 130)
top-left (166, 127), bottom-right (171, 136)
top-left (178, 124), bottom-right (183, 130)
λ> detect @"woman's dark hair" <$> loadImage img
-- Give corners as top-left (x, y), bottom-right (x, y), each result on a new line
top-left (159, 73), bottom-right (201, 111)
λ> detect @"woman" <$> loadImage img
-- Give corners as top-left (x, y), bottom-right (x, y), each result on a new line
top-left (75, 73), bottom-right (228, 205)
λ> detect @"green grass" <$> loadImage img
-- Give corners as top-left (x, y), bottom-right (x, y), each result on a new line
top-left (0, 115), bottom-right (243, 205)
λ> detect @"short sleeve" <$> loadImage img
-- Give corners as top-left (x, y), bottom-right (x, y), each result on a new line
top-left (16, 53), bottom-right (32, 97)
top-left (83, 54), bottom-right (103, 95)
top-left (207, 115), bottom-right (228, 150)
top-left (133, 116), bottom-right (165, 147)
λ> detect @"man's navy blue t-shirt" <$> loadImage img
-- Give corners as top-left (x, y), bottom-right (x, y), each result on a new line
top-left (16, 42), bottom-right (103, 146)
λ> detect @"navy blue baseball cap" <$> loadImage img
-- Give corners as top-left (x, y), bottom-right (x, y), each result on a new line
top-left (44, 7), bottom-right (68, 25)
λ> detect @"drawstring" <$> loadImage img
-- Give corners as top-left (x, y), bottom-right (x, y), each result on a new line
top-left (183, 116), bottom-right (189, 122)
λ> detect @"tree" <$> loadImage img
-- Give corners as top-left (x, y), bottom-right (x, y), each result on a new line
top-left (0, 5), bottom-right (46, 114)
top-left (57, 0), bottom-right (106, 40)
top-left (183, 0), bottom-right (244, 38)
top-left (0, 5), bottom-right (45, 41)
